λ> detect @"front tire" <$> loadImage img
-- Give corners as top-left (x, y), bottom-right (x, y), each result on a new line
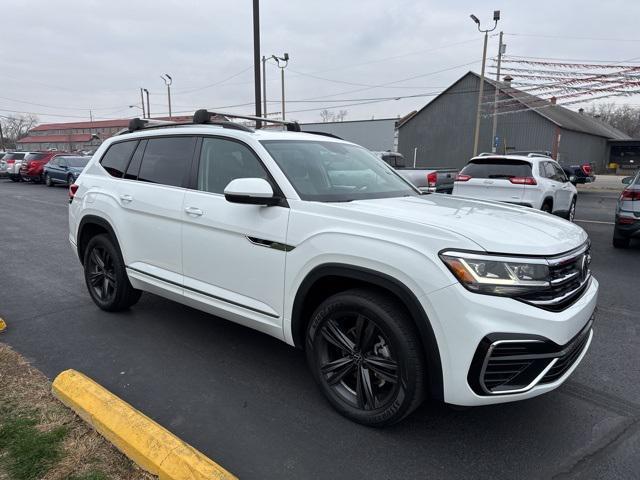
top-left (568, 197), bottom-right (577, 222)
top-left (45, 174), bottom-right (54, 187)
top-left (67, 174), bottom-right (75, 186)
top-left (306, 288), bottom-right (425, 427)
top-left (83, 234), bottom-right (142, 311)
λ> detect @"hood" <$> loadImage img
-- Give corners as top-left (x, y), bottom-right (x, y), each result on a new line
top-left (334, 195), bottom-right (587, 256)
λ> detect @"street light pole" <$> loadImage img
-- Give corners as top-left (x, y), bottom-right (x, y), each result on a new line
top-left (491, 31), bottom-right (505, 153)
top-left (470, 10), bottom-right (500, 157)
top-left (143, 88), bottom-right (150, 119)
top-left (161, 74), bottom-right (173, 119)
top-left (272, 53), bottom-right (289, 121)
top-left (253, 0), bottom-right (262, 128)
top-left (262, 56), bottom-right (267, 118)
top-left (140, 88), bottom-right (146, 118)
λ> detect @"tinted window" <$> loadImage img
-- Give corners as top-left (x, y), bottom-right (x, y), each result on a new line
top-left (100, 141), bottom-right (137, 177)
top-left (124, 140), bottom-right (146, 180)
top-left (460, 159), bottom-right (532, 179)
top-left (262, 140), bottom-right (416, 202)
top-left (48, 158), bottom-right (59, 166)
top-left (138, 137), bottom-right (195, 187)
top-left (550, 163), bottom-right (567, 182)
top-left (60, 156), bottom-right (88, 167)
top-left (198, 138), bottom-right (267, 194)
top-left (24, 153), bottom-right (47, 161)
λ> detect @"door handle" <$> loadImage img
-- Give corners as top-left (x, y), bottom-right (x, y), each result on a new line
top-left (119, 194), bottom-right (133, 203)
top-left (184, 206), bottom-right (204, 217)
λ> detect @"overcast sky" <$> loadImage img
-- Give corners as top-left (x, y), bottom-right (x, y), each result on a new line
top-left (2, 0), bottom-right (640, 124)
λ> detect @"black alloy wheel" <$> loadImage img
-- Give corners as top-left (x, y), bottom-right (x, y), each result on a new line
top-left (541, 201), bottom-right (552, 213)
top-left (306, 289), bottom-right (425, 426)
top-left (67, 174), bottom-right (75, 186)
top-left (83, 234), bottom-right (142, 311)
top-left (86, 245), bottom-right (117, 304)
top-left (568, 198), bottom-right (577, 222)
top-left (45, 174), bottom-right (53, 187)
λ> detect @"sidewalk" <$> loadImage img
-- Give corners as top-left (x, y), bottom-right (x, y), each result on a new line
top-left (577, 174), bottom-right (627, 192)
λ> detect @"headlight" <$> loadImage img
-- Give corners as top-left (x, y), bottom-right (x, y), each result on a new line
top-left (439, 250), bottom-right (550, 296)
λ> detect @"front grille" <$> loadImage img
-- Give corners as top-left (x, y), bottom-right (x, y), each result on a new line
top-left (517, 244), bottom-right (592, 312)
top-left (468, 317), bottom-right (594, 395)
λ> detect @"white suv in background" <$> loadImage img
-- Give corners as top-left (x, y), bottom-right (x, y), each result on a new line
top-left (453, 154), bottom-right (578, 221)
top-left (68, 111), bottom-right (597, 426)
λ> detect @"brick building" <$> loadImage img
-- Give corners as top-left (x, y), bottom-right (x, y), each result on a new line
top-left (17, 116), bottom-right (191, 152)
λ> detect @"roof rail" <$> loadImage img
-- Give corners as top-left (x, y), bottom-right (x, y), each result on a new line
top-left (300, 131), bottom-right (342, 139)
top-left (193, 109), bottom-right (301, 132)
top-left (527, 153), bottom-right (553, 159)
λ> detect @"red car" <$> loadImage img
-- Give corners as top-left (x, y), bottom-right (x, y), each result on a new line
top-left (20, 151), bottom-right (68, 183)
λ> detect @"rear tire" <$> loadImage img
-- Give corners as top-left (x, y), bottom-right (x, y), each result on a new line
top-left (9, 176), bottom-right (19, 182)
top-left (67, 174), bottom-right (75, 186)
top-left (305, 288), bottom-right (426, 427)
top-left (45, 174), bottom-right (53, 187)
top-left (83, 234), bottom-right (142, 311)
top-left (541, 200), bottom-right (553, 214)
top-left (612, 235), bottom-right (630, 249)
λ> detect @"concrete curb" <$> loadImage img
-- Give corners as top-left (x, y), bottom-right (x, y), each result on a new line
top-left (52, 369), bottom-right (237, 480)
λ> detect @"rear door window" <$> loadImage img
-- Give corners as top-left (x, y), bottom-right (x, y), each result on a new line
top-left (460, 159), bottom-right (532, 179)
top-left (100, 141), bottom-right (137, 177)
top-left (138, 136), bottom-right (196, 187)
top-left (124, 140), bottom-right (147, 180)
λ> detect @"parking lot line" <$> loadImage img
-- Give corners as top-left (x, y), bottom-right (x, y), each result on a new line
top-left (574, 219), bottom-right (615, 225)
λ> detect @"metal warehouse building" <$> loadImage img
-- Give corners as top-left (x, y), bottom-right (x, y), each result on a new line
top-left (301, 118), bottom-right (397, 151)
top-left (397, 72), bottom-right (630, 173)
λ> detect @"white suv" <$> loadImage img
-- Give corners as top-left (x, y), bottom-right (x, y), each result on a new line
top-left (69, 111), bottom-right (597, 426)
top-left (453, 154), bottom-right (578, 221)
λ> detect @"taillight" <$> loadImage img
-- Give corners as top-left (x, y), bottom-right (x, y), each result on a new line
top-left (581, 164), bottom-right (592, 175)
top-left (621, 189), bottom-right (640, 201)
top-left (427, 171), bottom-right (437, 187)
top-left (69, 183), bottom-right (79, 202)
top-left (618, 216), bottom-right (637, 224)
top-left (7, 159), bottom-right (14, 164)
top-left (509, 176), bottom-right (537, 185)
top-left (455, 174), bottom-right (471, 182)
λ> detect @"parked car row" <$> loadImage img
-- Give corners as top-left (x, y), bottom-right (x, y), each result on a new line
top-left (373, 151), bottom-right (458, 193)
top-left (614, 171), bottom-right (640, 248)
top-left (0, 151), bottom-right (89, 186)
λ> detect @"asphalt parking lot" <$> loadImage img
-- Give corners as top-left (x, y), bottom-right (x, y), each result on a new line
top-left (1, 180), bottom-right (638, 480)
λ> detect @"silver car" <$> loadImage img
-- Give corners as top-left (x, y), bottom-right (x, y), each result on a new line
top-left (613, 170), bottom-right (640, 248)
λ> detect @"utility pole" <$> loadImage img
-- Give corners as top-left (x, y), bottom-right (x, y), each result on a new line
top-left (470, 10), bottom-right (500, 157)
top-left (161, 74), bottom-right (173, 119)
top-left (253, 0), bottom-right (262, 128)
top-left (143, 89), bottom-right (150, 119)
top-left (262, 56), bottom-right (268, 118)
top-left (0, 123), bottom-right (5, 151)
top-left (89, 109), bottom-right (94, 148)
top-left (491, 31), bottom-right (505, 153)
top-left (273, 53), bottom-right (289, 121)
top-left (140, 88), bottom-right (146, 118)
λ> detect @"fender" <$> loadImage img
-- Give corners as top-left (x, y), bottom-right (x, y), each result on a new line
top-left (76, 215), bottom-right (120, 264)
top-left (291, 263), bottom-right (444, 401)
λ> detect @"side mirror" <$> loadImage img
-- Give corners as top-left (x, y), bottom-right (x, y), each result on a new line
top-left (224, 178), bottom-right (280, 206)
top-left (622, 176), bottom-right (633, 185)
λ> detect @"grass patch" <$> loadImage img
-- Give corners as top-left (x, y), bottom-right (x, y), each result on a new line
top-left (0, 343), bottom-right (155, 479)
top-left (0, 412), bottom-right (68, 480)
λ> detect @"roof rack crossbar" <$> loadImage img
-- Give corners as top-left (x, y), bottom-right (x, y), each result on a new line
top-left (193, 109), bottom-right (301, 132)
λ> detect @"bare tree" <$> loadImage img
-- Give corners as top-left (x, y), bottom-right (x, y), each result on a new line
top-left (0, 114), bottom-right (39, 149)
top-left (586, 103), bottom-right (640, 138)
top-left (319, 109), bottom-right (348, 122)
top-left (319, 109), bottom-right (333, 122)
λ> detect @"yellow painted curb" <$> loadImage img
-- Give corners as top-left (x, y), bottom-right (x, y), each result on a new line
top-left (52, 369), bottom-right (237, 480)
top-left (0, 318), bottom-right (6, 332)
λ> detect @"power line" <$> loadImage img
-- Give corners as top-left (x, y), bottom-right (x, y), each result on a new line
top-left (504, 32), bottom-right (640, 43)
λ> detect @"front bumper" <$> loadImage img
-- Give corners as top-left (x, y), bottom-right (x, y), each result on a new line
top-left (423, 276), bottom-right (598, 406)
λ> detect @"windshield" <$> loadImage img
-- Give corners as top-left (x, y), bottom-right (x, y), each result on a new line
top-left (260, 140), bottom-right (417, 202)
top-left (62, 157), bottom-right (89, 167)
top-left (24, 153), bottom-right (47, 161)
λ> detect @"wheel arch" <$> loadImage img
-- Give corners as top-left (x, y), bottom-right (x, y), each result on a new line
top-left (291, 263), bottom-right (444, 401)
top-left (77, 215), bottom-right (121, 265)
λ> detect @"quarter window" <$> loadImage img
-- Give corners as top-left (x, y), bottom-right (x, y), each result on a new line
top-left (138, 136), bottom-right (196, 187)
top-left (124, 140), bottom-right (146, 180)
top-left (197, 138), bottom-right (268, 194)
top-left (100, 141), bottom-right (137, 177)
